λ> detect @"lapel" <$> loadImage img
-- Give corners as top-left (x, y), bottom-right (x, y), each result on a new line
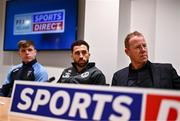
top-left (150, 63), bottom-right (161, 88)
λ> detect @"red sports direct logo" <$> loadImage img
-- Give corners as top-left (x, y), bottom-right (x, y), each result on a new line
top-left (145, 94), bottom-right (180, 121)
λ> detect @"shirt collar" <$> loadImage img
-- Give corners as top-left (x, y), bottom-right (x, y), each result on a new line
top-left (129, 60), bottom-right (151, 72)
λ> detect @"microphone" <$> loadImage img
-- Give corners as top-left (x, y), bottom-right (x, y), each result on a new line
top-left (48, 77), bottom-right (55, 82)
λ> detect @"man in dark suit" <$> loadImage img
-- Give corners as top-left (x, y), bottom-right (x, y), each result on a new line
top-left (111, 31), bottom-right (180, 89)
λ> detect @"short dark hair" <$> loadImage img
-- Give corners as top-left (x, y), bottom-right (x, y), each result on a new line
top-left (71, 40), bottom-right (89, 52)
top-left (18, 40), bottom-right (35, 49)
top-left (124, 31), bottom-right (144, 48)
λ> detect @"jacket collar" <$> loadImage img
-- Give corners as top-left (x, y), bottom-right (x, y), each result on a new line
top-left (72, 62), bottom-right (95, 73)
top-left (22, 59), bottom-right (37, 67)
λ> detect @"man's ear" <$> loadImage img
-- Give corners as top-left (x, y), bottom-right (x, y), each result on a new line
top-left (125, 48), bottom-right (129, 56)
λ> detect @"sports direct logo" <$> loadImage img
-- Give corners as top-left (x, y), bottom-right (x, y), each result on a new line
top-left (32, 11), bottom-right (64, 32)
top-left (14, 10), bottom-right (65, 35)
top-left (10, 81), bottom-right (180, 121)
top-left (145, 94), bottom-right (180, 121)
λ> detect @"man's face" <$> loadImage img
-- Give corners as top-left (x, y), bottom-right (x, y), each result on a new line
top-left (125, 36), bottom-right (148, 67)
top-left (72, 45), bottom-right (90, 68)
top-left (19, 45), bottom-right (37, 63)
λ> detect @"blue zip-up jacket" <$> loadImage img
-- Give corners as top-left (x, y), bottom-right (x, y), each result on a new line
top-left (2, 59), bottom-right (48, 97)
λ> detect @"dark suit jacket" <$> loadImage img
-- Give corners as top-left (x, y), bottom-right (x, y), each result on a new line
top-left (112, 62), bottom-right (180, 89)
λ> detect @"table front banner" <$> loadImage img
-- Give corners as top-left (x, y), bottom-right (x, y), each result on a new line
top-left (10, 81), bottom-right (180, 121)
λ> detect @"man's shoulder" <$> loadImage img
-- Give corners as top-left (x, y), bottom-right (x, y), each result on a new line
top-left (62, 67), bottom-right (74, 74)
top-left (10, 64), bottom-right (23, 71)
top-left (33, 62), bottom-right (47, 72)
top-left (33, 62), bottom-right (44, 67)
top-left (63, 66), bottom-right (73, 71)
top-left (13, 63), bottom-right (22, 68)
top-left (90, 66), bottom-right (104, 75)
top-left (114, 67), bottom-right (129, 75)
top-left (151, 62), bottom-right (172, 68)
top-left (87, 62), bottom-right (104, 74)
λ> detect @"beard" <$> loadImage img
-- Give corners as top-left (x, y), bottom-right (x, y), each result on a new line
top-left (74, 59), bottom-right (89, 68)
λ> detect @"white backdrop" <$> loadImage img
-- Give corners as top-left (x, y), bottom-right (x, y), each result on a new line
top-left (0, 0), bottom-right (179, 86)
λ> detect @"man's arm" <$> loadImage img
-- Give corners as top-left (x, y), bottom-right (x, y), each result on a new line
top-left (57, 69), bottom-right (69, 83)
top-left (91, 70), bottom-right (106, 85)
top-left (1, 83), bottom-right (13, 97)
top-left (33, 63), bottom-right (48, 82)
top-left (57, 74), bottom-right (63, 83)
top-left (35, 71), bottom-right (48, 82)
top-left (111, 74), bottom-right (117, 86)
top-left (1, 67), bottom-right (15, 97)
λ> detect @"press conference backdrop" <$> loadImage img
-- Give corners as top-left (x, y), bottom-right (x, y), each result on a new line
top-left (4, 0), bottom-right (78, 51)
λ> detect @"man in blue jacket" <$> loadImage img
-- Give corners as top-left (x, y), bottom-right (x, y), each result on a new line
top-left (1, 40), bottom-right (48, 97)
top-left (112, 31), bottom-right (180, 89)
